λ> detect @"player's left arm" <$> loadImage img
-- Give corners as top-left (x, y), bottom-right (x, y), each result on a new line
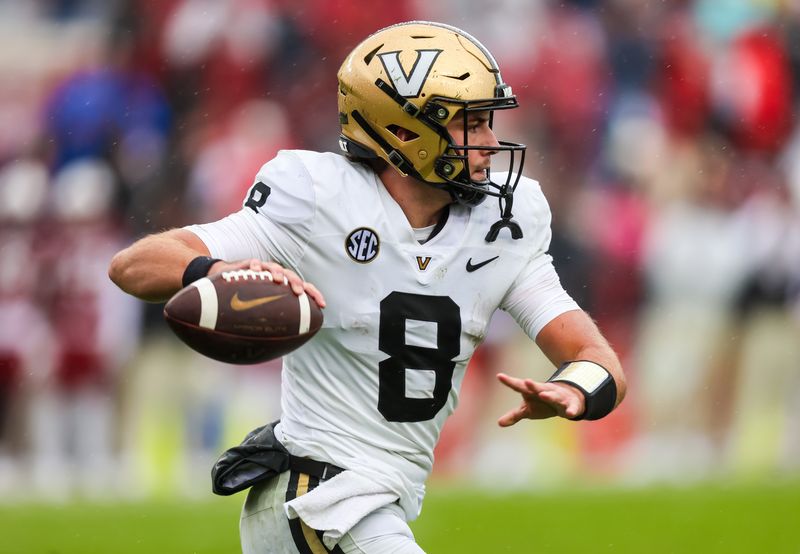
top-left (497, 309), bottom-right (626, 425)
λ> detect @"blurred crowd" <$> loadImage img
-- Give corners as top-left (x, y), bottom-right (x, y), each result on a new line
top-left (0, 0), bottom-right (799, 500)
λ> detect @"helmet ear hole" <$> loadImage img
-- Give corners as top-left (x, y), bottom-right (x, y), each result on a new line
top-left (387, 125), bottom-right (419, 142)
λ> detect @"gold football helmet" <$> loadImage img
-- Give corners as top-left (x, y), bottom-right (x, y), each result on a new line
top-left (337, 21), bottom-right (527, 241)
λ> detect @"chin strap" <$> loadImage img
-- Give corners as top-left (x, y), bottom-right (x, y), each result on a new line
top-left (485, 186), bottom-right (522, 242)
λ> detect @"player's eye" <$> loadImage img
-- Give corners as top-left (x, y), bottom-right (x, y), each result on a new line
top-left (468, 119), bottom-right (489, 133)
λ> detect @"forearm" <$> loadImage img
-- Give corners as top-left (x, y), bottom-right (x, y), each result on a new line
top-left (536, 310), bottom-right (627, 407)
top-left (108, 229), bottom-right (210, 303)
top-left (571, 340), bottom-right (626, 408)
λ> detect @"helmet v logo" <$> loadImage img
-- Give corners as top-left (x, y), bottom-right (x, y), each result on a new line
top-left (378, 50), bottom-right (442, 98)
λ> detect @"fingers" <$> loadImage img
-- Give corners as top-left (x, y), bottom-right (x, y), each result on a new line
top-left (263, 264), bottom-right (326, 308)
top-left (546, 382), bottom-right (585, 419)
top-left (497, 373), bottom-right (550, 399)
top-left (260, 262), bottom-right (295, 292)
top-left (497, 404), bottom-right (528, 427)
top-left (497, 373), bottom-right (583, 422)
top-left (564, 403), bottom-right (581, 420)
top-left (301, 281), bottom-right (327, 308)
top-left (537, 383), bottom-right (584, 419)
top-left (215, 259), bottom-right (327, 308)
top-left (248, 258), bottom-right (265, 272)
top-left (496, 373), bottom-right (535, 395)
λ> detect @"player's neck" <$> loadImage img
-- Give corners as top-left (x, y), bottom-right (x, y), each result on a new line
top-left (379, 169), bottom-right (452, 228)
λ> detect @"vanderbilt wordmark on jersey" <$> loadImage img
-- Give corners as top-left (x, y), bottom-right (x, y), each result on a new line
top-left (415, 256), bottom-right (431, 271)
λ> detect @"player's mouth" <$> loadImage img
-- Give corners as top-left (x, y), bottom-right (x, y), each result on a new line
top-left (471, 167), bottom-right (490, 182)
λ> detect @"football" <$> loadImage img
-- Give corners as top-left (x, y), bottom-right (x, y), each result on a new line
top-left (163, 269), bottom-right (323, 364)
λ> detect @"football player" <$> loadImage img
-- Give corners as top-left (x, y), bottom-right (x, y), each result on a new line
top-left (110, 21), bottom-right (626, 554)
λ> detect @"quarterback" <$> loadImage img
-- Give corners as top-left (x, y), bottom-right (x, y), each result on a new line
top-left (110, 21), bottom-right (626, 554)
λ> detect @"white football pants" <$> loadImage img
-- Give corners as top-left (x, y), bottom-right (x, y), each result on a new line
top-left (240, 469), bottom-right (425, 554)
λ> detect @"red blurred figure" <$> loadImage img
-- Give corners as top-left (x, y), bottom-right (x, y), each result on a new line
top-left (656, 12), bottom-right (711, 138)
top-left (187, 100), bottom-right (298, 222)
top-left (30, 159), bottom-right (142, 498)
top-left (712, 26), bottom-right (794, 155)
top-left (0, 160), bottom-right (54, 495)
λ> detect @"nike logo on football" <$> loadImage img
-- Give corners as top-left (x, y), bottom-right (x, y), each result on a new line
top-left (466, 256), bottom-right (499, 272)
top-left (230, 292), bottom-right (285, 311)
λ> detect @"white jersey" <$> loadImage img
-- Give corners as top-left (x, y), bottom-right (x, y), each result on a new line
top-left (188, 150), bottom-right (579, 519)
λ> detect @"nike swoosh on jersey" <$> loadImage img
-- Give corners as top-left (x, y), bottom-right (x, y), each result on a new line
top-left (465, 256), bottom-right (499, 272)
top-left (230, 292), bottom-right (286, 311)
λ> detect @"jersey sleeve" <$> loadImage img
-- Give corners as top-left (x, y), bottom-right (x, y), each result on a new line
top-left (499, 180), bottom-right (580, 340)
top-left (500, 253), bottom-right (580, 340)
top-left (185, 150), bottom-right (316, 271)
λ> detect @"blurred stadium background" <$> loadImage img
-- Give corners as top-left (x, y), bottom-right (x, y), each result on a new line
top-left (0, 0), bottom-right (799, 552)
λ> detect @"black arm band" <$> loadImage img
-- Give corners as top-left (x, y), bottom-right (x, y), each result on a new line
top-left (182, 256), bottom-right (221, 287)
top-left (547, 360), bottom-right (617, 421)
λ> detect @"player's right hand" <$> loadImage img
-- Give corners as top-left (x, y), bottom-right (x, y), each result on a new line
top-left (209, 258), bottom-right (326, 308)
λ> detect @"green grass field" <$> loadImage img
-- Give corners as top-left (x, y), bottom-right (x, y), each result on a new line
top-left (0, 480), bottom-right (797, 553)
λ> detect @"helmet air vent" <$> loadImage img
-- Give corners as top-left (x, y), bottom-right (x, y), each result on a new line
top-left (363, 44), bottom-right (384, 65)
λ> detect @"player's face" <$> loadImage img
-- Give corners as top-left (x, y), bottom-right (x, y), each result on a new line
top-left (446, 110), bottom-right (500, 183)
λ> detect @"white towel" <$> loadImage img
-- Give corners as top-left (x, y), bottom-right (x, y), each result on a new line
top-left (284, 470), bottom-right (399, 549)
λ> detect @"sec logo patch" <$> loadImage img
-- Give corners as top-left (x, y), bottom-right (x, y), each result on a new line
top-left (346, 227), bottom-right (380, 263)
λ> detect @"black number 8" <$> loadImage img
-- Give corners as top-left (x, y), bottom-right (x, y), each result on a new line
top-left (378, 292), bottom-right (461, 422)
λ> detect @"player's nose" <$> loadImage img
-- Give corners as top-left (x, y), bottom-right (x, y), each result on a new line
top-left (479, 127), bottom-right (500, 154)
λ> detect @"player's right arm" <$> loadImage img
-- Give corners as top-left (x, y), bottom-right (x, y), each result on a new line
top-left (108, 229), bottom-right (322, 304)
top-left (110, 152), bottom-right (323, 305)
top-left (108, 228), bottom-right (211, 303)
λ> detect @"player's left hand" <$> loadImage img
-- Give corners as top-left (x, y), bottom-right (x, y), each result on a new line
top-left (496, 373), bottom-right (585, 425)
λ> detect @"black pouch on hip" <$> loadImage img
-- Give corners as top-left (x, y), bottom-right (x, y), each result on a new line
top-left (211, 420), bottom-right (290, 496)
